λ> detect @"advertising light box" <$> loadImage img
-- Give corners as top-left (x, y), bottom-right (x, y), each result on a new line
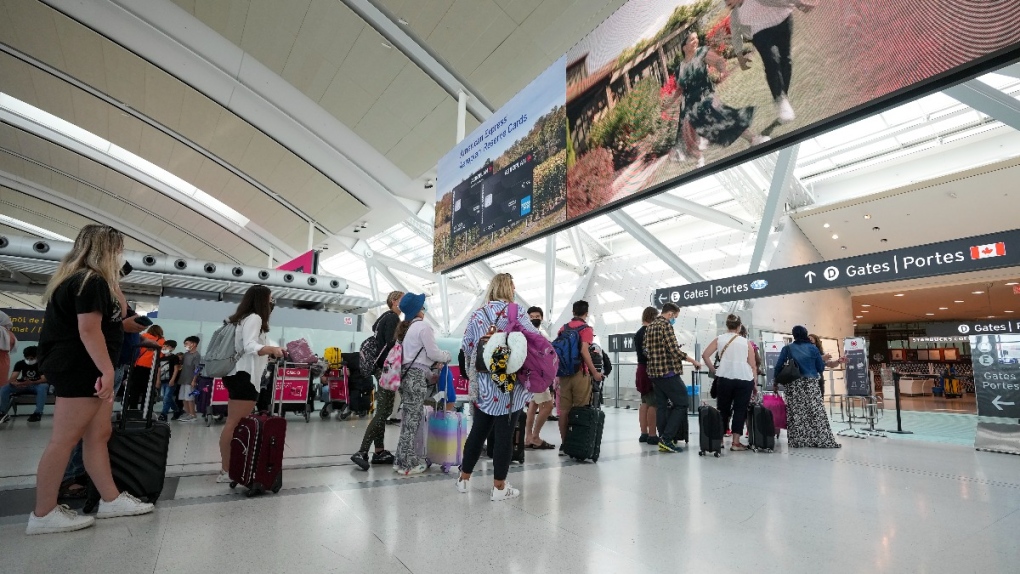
top-left (434, 0), bottom-right (1020, 273)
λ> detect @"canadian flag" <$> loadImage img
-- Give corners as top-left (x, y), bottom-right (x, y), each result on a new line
top-left (971, 242), bottom-right (1006, 260)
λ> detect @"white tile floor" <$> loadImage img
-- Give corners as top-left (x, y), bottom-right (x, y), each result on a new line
top-left (1, 409), bottom-right (1019, 573)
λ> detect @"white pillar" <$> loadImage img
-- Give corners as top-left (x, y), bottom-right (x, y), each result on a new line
top-left (307, 221), bottom-right (315, 252)
top-left (267, 246), bottom-right (274, 268)
top-left (545, 235), bottom-right (556, 335)
top-left (457, 91), bottom-right (468, 143)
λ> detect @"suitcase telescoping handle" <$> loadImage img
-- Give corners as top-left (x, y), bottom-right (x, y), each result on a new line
top-left (268, 357), bottom-right (286, 417)
top-left (120, 348), bottom-right (161, 430)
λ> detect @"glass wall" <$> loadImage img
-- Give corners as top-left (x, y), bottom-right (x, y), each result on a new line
top-left (153, 319), bottom-right (374, 357)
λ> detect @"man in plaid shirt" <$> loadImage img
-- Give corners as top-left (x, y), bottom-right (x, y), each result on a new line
top-left (643, 303), bottom-right (701, 452)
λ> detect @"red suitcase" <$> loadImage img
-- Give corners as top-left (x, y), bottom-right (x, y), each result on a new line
top-left (229, 361), bottom-right (287, 496)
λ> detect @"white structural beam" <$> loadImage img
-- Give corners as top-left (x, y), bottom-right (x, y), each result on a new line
top-left (0, 170), bottom-right (191, 257)
top-left (0, 106), bottom-right (296, 262)
top-left (645, 193), bottom-right (755, 232)
top-left (607, 211), bottom-right (705, 284)
top-left (369, 257), bottom-right (442, 331)
top-left (438, 274), bottom-right (451, 336)
top-left (748, 145), bottom-right (800, 273)
top-left (544, 235), bottom-right (556, 336)
top-left (42, 0), bottom-right (416, 231)
top-left (341, 0), bottom-right (493, 122)
top-left (944, 80), bottom-right (1020, 132)
top-left (451, 290), bottom-right (488, 341)
top-left (577, 227), bottom-right (613, 259)
top-left (510, 246), bottom-right (582, 275)
top-left (372, 254), bottom-right (474, 294)
top-left (552, 263), bottom-right (598, 331)
top-left (567, 228), bottom-right (589, 269)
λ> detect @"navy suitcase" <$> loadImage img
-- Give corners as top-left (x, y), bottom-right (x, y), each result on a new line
top-left (747, 403), bottom-right (776, 453)
top-left (698, 405), bottom-right (724, 457)
top-left (85, 350), bottom-right (170, 512)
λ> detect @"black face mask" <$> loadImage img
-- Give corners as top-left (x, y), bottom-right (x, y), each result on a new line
top-left (119, 261), bottom-right (133, 278)
top-left (531, 319), bottom-right (542, 328)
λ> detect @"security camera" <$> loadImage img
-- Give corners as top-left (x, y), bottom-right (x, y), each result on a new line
top-left (424, 179), bottom-right (435, 189)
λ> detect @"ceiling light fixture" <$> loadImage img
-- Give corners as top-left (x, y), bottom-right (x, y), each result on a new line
top-left (881, 238), bottom-right (888, 243)
top-left (926, 313), bottom-right (935, 316)
top-left (823, 223), bottom-right (830, 228)
top-left (1006, 310), bottom-right (1015, 313)
top-left (895, 294), bottom-right (905, 297)
top-left (988, 315), bottom-right (996, 319)
top-left (856, 316), bottom-right (863, 319)
top-left (972, 291), bottom-right (984, 295)
top-left (939, 307), bottom-right (948, 310)
top-left (381, 42), bottom-right (393, 49)
top-left (832, 234), bottom-right (839, 239)
top-left (864, 214), bottom-right (871, 219)
top-left (1006, 282), bottom-right (1019, 286)
top-left (955, 300), bottom-right (965, 303)
top-left (861, 310), bottom-right (869, 313)
top-left (861, 304), bottom-right (871, 307)
top-left (841, 246), bottom-right (847, 250)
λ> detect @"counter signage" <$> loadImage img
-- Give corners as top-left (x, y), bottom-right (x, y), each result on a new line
top-left (970, 334), bottom-right (1020, 418)
top-left (607, 333), bottom-right (636, 353)
top-left (274, 367), bottom-right (311, 403)
top-left (652, 229), bottom-right (1020, 308)
top-left (1, 308), bottom-right (45, 341)
top-left (762, 342), bottom-right (783, 392)
top-left (843, 337), bottom-right (870, 396)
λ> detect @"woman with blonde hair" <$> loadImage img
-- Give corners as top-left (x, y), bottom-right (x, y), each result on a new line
top-left (456, 273), bottom-right (541, 501)
top-left (28, 225), bottom-right (154, 535)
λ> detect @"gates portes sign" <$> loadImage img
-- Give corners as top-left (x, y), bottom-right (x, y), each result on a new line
top-left (970, 334), bottom-right (1020, 419)
top-left (843, 337), bottom-right (870, 396)
top-left (652, 229), bottom-right (1020, 308)
top-left (926, 320), bottom-right (1020, 337)
top-left (607, 333), bottom-right (636, 354)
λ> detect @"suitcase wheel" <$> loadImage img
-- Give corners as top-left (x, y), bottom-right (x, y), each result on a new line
top-left (441, 464), bottom-right (451, 474)
top-left (229, 481), bottom-right (237, 489)
top-left (205, 415), bottom-right (212, 427)
top-left (246, 483), bottom-right (262, 497)
top-left (339, 407), bottom-right (352, 421)
top-left (272, 474), bottom-right (282, 494)
top-left (319, 407), bottom-right (330, 419)
top-left (699, 450), bottom-right (705, 456)
top-left (714, 452), bottom-right (721, 458)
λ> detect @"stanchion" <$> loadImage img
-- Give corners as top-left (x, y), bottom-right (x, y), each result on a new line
top-left (880, 371), bottom-right (913, 434)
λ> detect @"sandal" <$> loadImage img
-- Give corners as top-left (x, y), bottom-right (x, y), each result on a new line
top-left (532, 440), bottom-right (556, 450)
top-left (58, 482), bottom-right (87, 500)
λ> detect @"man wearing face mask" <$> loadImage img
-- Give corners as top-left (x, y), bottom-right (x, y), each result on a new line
top-left (1, 346), bottom-right (49, 424)
top-left (523, 307), bottom-right (556, 449)
top-left (643, 303), bottom-right (701, 453)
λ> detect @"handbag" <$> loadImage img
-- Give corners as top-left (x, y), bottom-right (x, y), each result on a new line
top-left (775, 356), bottom-right (802, 387)
top-left (708, 335), bottom-right (740, 398)
top-left (763, 393), bottom-right (787, 430)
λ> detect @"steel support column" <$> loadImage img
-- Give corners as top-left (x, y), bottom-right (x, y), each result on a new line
top-left (608, 211), bottom-right (705, 284)
top-left (748, 145), bottom-right (799, 273)
top-left (645, 193), bottom-right (755, 232)
top-left (545, 234), bottom-right (556, 335)
top-left (944, 80), bottom-right (1020, 132)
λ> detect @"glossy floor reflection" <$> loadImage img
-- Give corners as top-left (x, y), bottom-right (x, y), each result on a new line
top-left (1, 409), bottom-right (1018, 573)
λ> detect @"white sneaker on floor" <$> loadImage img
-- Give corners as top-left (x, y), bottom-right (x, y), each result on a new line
top-left (490, 483), bottom-right (520, 502)
top-left (456, 476), bottom-right (469, 494)
top-left (398, 464), bottom-right (428, 476)
top-left (0, 413), bottom-right (10, 425)
top-left (26, 505), bottom-right (95, 535)
top-left (96, 492), bottom-right (154, 519)
top-left (180, 414), bottom-right (197, 422)
top-left (216, 471), bottom-right (232, 484)
top-left (751, 135), bottom-right (771, 146)
top-left (776, 96), bottom-right (796, 124)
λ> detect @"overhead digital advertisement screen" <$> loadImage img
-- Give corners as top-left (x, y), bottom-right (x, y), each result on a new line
top-left (434, 0), bottom-right (1020, 273)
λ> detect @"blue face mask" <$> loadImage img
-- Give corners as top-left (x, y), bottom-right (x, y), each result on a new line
top-left (668, 318), bottom-right (676, 325)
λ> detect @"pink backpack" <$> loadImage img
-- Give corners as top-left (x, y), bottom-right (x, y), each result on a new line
top-left (506, 303), bottom-right (559, 393)
top-left (378, 341), bottom-right (425, 391)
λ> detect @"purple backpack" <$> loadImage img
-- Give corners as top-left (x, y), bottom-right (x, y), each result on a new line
top-left (506, 303), bottom-right (559, 393)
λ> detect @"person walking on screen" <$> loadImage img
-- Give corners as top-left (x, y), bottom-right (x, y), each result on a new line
top-left (727, 0), bottom-right (816, 124)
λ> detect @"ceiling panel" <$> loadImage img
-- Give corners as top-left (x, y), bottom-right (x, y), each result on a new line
top-left (0, 1), bottom-right (65, 70)
top-left (318, 73), bottom-right (379, 129)
top-left (280, 0), bottom-right (365, 101)
top-left (52, 9), bottom-right (107, 92)
top-left (374, 63), bottom-right (449, 128)
top-left (377, 0), bottom-right (457, 40)
top-left (239, 0), bottom-right (312, 74)
top-left (426, 0), bottom-right (517, 75)
top-left (177, 0), bottom-right (249, 46)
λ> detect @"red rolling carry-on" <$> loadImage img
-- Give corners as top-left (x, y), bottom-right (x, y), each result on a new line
top-left (229, 360), bottom-right (287, 496)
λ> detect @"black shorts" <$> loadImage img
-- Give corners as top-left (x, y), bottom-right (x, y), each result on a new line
top-left (223, 372), bottom-right (259, 402)
top-left (46, 368), bottom-right (102, 399)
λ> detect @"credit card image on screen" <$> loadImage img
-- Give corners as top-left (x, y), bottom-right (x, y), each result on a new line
top-left (452, 165), bottom-right (487, 239)
top-left (481, 153), bottom-right (535, 235)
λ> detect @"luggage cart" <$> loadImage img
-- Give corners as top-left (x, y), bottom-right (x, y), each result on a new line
top-left (274, 362), bottom-right (312, 423)
top-left (319, 367), bottom-right (353, 420)
top-left (206, 377), bottom-right (229, 427)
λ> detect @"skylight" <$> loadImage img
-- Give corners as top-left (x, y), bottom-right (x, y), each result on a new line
top-left (0, 214), bottom-right (72, 241)
top-left (0, 93), bottom-right (250, 227)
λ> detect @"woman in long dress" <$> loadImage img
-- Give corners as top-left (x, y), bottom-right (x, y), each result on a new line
top-left (775, 326), bottom-right (840, 448)
top-left (672, 31), bottom-right (769, 167)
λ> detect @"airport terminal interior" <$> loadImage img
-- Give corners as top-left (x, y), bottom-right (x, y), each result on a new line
top-left (1, 1), bottom-right (1020, 572)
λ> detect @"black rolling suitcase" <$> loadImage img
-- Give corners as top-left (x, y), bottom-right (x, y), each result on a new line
top-left (747, 403), bottom-right (776, 453)
top-left (698, 405), bottom-right (724, 457)
top-left (667, 396), bottom-right (690, 444)
top-left (85, 350), bottom-right (170, 513)
top-left (486, 409), bottom-right (526, 463)
top-left (562, 381), bottom-right (605, 462)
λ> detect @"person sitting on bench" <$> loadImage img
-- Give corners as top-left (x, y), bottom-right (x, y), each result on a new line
top-left (1, 346), bottom-right (49, 424)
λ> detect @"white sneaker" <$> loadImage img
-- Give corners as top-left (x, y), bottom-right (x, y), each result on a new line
top-left (456, 475), bottom-right (469, 494)
top-left (96, 492), bottom-right (154, 519)
top-left (490, 483), bottom-right (520, 502)
top-left (398, 464), bottom-right (428, 476)
top-left (216, 471), bottom-right (232, 484)
top-left (776, 96), bottom-right (795, 124)
top-left (180, 414), bottom-right (196, 422)
top-left (26, 505), bottom-right (95, 535)
top-left (0, 413), bottom-right (10, 425)
top-left (751, 135), bottom-right (771, 146)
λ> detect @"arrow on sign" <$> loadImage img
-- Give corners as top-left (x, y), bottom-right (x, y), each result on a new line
top-left (992, 396), bottom-right (1016, 410)
top-left (805, 271), bottom-right (816, 284)
top-left (658, 293), bottom-right (666, 304)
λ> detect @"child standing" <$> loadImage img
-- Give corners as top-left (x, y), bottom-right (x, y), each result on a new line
top-left (177, 336), bottom-right (202, 422)
top-left (156, 340), bottom-right (180, 421)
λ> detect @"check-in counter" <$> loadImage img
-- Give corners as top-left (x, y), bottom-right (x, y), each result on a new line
top-left (897, 374), bottom-right (935, 396)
